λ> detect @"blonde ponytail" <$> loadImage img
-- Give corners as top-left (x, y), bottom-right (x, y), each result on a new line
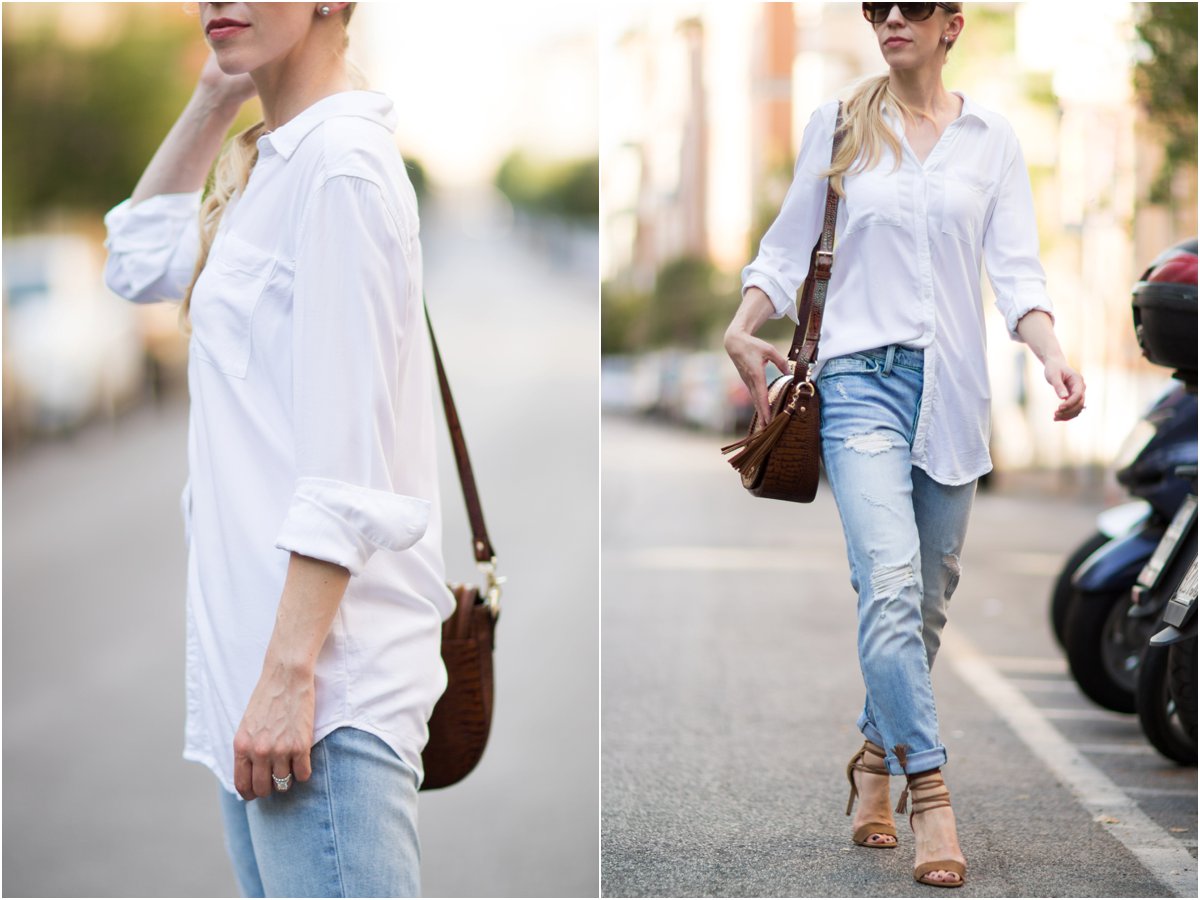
top-left (179, 2), bottom-right (365, 332)
top-left (819, 74), bottom-right (923, 199)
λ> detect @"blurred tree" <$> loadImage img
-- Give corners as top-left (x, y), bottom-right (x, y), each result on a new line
top-left (602, 257), bottom-right (738, 353)
top-left (495, 150), bottom-right (598, 222)
top-left (600, 283), bottom-right (650, 355)
top-left (1132, 2), bottom-right (1198, 205)
top-left (647, 256), bottom-right (734, 348)
top-left (2, 5), bottom-right (208, 232)
top-left (404, 156), bottom-right (429, 202)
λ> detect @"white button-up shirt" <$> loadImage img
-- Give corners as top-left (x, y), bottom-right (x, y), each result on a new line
top-left (103, 90), bottom-right (453, 794)
top-left (743, 92), bottom-right (1054, 485)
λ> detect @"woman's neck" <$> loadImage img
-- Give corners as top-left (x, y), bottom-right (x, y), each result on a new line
top-left (252, 52), bottom-right (353, 134)
top-left (887, 67), bottom-right (954, 121)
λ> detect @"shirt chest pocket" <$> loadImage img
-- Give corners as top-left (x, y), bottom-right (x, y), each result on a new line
top-left (841, 166), bottom-right (904, 238)
top-left (191, 232), bottom-right (281, 378)
top-left (940, 174), bottom-right (993, 247)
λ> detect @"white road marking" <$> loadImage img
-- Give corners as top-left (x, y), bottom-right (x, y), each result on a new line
top-left (1074, 743), bottom-right (1159, 756)
top-left (1123, 786), bottom-right (1200, 798)
top-left (1006, 677), bottom-right (1082, 692)
top-left (1038, 707), bottom-right (1139, 722)
top-left (942, 629), bottom-right (1197, 897)
top-left (987, 654), bottom-right (1069, 674)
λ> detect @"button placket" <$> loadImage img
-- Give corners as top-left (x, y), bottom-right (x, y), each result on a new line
top-left (915, 169), bottom-right (936, 335)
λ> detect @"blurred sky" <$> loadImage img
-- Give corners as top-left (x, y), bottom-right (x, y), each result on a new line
top-left (354, 0), bottom-right (599, 186)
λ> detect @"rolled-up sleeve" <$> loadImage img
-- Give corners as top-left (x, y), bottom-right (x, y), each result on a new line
top-left (741, 105), bottom-right (833, 323)
top-left (102, 190), bottom-right (203, 303)
top-left (273, 174), bottom-right (429, 577)
top-left (983, 133), bottom-right (1055, 341)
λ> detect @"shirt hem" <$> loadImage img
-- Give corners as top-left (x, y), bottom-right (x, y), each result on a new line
top-left (185, 717), bottom-right (428, 798)
top-left (912, 459), bottom-right (993, 487)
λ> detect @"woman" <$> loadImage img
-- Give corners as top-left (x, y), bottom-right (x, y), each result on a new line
top-left (725, 2), bottom-right (1085, 889)
top-left (102, 4), bottom-right (452, 896)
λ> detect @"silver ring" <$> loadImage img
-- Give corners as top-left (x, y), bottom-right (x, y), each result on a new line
top-left (272, 772), bottom-right (294, 792)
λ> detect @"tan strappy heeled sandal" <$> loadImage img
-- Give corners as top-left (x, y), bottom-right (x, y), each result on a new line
top-left (896, 770), bottom-right (967, 888)
top-left (844, 740), bottom-right (897, 848)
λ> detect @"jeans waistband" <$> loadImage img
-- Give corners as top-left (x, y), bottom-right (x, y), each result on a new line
top-left (853, 344), bottom-right (924, 375)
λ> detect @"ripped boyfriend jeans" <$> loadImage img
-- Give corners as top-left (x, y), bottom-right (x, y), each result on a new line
top-left (816, 345), bottom-right (977, 777)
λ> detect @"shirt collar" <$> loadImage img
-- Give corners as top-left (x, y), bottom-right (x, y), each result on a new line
top-left (256, 90), bottom-right (398, 160)
top-left (953, 91), bottom-right (989, 128)
top-left (880, 91), bottom-right (989, 130)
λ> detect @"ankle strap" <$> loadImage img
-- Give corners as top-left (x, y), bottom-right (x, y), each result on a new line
top-left (854, 742), bottom-right (890, 776)
top-left (895, 770), bottom-right (949, 816)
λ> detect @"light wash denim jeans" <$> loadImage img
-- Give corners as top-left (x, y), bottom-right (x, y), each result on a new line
top-left (817, 345), bottom-right (977, 777)
top-left (217, 726), bottom-right (421, 898)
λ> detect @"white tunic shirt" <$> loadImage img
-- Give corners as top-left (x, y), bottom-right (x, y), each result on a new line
top-left (743, 92), bottom-right (1054, 485)
top-left (103, 90), bottom-right (453, 794)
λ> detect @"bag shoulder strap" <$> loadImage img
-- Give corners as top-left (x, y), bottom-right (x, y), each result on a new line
top-left (789, 101), bottom-right (846, 385)
top-left (424, 302), bottom-right (495, 565)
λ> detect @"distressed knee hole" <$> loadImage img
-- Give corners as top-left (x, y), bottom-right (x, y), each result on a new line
top-left (870, 562), bottom-right (915, 601)
top-left (942, 554), bottom-right (961, 599)
top-left (845, 431), bottom-right (894, 455)
top-left (862, 492), bottom-right (889, 509)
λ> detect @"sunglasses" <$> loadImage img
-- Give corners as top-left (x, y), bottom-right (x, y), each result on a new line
top-left (861, 3), bottom-right (956, 25)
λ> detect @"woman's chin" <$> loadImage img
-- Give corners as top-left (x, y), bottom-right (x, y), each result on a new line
top-left (213, 57), bottom-right (253, 77)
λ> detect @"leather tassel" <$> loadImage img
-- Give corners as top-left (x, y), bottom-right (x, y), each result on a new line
top-left (893, 744), bottom-right (910, 814)
top-left (721, 406), bottom-right (792, 475)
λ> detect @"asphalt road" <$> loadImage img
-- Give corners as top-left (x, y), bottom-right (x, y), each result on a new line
top-left (2, 197), bottom-right (599, 899)
top-left (601, 414), bottom-right (1197, 898)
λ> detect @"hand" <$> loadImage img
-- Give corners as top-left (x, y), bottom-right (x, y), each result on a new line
top-left (1044, 357), bottom-right (1085, 421)
top-left (194, 50), bottom-right (258, 112)
top-left (232, 659), bottom-right (315, 800)
top-left (724, 327), bottom-right (791, 425)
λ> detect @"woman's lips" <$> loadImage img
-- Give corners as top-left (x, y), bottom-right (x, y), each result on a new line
top-left (884, 37), bottom-right (911, 47)
top-left (208, 24), bottom-right (249, 40)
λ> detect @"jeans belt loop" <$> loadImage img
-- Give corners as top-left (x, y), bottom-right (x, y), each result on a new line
top-left (882, 345), bottom-right (897, 377)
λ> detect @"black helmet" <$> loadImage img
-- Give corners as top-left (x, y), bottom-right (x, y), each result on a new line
top-left (1133, 237), bottom-right (1197, 387)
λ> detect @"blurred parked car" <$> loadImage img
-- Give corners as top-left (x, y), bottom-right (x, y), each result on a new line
top-left (3, 233), bottom-right (146, 443)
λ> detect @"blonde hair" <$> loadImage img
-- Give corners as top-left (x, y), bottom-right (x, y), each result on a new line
top-left (179, 3), bottom-right (366, 331)
top-left (821, 2), bottom-right (963, 198)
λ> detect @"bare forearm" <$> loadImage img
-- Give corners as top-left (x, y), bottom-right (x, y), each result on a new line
top-left (130, 89), bottom-right (241, 206)
top-left (1015, 310), bottom-right (1066, 365)
top-left (262, 552), bottom-right (351, 677)
top-left (725, 286), bottom-right (778, 341)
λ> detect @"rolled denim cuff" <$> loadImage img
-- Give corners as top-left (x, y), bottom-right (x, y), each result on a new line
top-left (885, 744), bottom-right (948, 777)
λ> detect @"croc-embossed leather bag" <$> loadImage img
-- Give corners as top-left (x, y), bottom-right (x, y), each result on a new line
top-left (722, 102), bottom-right (845, 503)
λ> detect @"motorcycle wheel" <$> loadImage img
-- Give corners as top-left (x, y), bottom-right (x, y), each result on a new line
top-left (1137, 641), bottom-right (1198, 765)
top-left (1051, 531), bottom-right (1111, 649)
top-left (1168, 638), bottom-right (1197, 742)
top-left (1064, 589), bottom-right (1149, 713)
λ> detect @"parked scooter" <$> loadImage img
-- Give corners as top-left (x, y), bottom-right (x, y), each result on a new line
top-left (1051, 384), bottom-right (1195, 647)
top-left (1134, 464), bottom-right (1197, 764)
top-left (1130, 236), bottom-right (1198, 763)
top-left (1056, 385), bottom-right (1195, 712)
top-left (1057, 238), bottom-right (1197, 715)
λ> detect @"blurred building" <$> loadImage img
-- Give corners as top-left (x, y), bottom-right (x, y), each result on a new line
top-left (601, 1), bottom-right (1197, 477)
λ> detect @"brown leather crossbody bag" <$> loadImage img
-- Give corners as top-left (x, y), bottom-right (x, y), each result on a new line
top-left (721, 102), bottom-right (845, 503)
top-left (420, 306), bottom-right (503, 790)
